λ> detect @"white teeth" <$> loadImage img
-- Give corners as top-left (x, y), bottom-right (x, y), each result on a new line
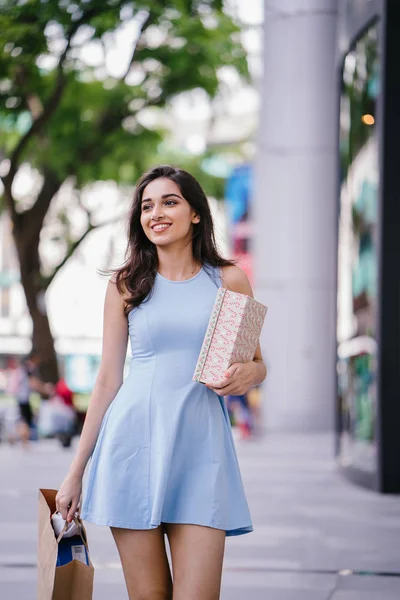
top-left (153, 224), bottom-right (170, 231)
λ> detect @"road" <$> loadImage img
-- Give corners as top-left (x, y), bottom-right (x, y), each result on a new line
top-left (1, 432), bottom-right (400, 599)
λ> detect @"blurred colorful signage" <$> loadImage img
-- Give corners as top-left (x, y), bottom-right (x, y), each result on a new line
top-left (225, 164), bottom-right (253, 283)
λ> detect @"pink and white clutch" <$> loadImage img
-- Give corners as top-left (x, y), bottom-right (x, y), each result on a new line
top-left (193, 288), bottom-right (268, 385)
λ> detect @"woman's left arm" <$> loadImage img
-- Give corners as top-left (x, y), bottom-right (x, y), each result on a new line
top-left (206, 265), bottom-right (267, 396)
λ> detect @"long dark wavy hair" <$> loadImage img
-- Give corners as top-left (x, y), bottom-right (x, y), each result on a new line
top-left (114, 165), bottom-right (236, 314)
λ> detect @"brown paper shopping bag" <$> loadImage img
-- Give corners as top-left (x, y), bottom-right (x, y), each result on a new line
top-left (38, 489), bottom-right (94, 600)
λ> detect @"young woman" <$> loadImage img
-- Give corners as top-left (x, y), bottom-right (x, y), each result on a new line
top-left (56, 165), bottom-right (267, 600)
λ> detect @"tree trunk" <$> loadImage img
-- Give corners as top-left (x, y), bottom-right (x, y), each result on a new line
top-left (30, 299), bottom-right (59, 384)
top-left (13, 221), bottom-right (59, 383)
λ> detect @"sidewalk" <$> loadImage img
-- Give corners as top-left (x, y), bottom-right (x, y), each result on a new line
top-left (0, 432), bottom-right (399, 599)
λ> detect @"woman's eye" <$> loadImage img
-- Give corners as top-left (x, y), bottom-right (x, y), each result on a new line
top-left (142, 200), bottom-right (176, 211)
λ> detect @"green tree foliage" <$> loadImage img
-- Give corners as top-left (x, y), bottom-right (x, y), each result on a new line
top-left (0, 0), bottom-right (248, 381)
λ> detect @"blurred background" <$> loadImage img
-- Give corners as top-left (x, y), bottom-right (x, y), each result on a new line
top-left (1, 1), bottom-right (400, 599)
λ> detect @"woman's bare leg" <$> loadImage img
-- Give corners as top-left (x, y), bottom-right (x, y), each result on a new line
top-left (165, 524), bottom-right (226, 600)
top-left (111, 526), bottom-right (173, 600)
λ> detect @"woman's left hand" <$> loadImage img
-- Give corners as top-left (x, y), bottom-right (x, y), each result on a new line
top-left (205, 362), bottom-right (257, 396)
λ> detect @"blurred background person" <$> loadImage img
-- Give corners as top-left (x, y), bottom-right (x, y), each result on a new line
top-left (3, 358), bottom-right (23, 445)
top-left (51, 373), bottom-right (77, 449)
top-left (5, 354), bottom-right (40, 447)
top-left (35, 366), bottom-right (76, 445)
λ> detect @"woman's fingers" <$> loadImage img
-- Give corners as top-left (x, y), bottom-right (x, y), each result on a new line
top-left (55, 489), bottom-right (80, 526)
top-left (55, 476), bottom-right (82, 522)
top-left (207, 362), bottom-right (255, 396)
top-left (224, 364), bottom-right (239, 379)
top-left (55, 493), bottom-right (63, 516)
top-left (56, 497), bottom-right (70, 521)
top-left (206, 363), bottom-right (242, 391)
top-left (212, 384), bottom-right (244, 396)
top-left (56, 491), bottom-right (74, 521)
top-left (67, 498), bottom-right (79, 523)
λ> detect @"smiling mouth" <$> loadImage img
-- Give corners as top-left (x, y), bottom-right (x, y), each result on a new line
top-left (151, 223), bottom-right (172, 232)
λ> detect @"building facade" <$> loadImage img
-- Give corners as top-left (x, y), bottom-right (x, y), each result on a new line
top-left (336, 0), bottom-right (400, 492)
top-left (255, 0), bottom-right (399, 492)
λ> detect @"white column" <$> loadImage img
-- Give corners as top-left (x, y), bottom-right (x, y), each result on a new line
top-left (254, 0), bottom-right (338, 431)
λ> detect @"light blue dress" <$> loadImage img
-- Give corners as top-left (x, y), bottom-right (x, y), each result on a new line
top-left (81, 263), bottom-right (253, 536)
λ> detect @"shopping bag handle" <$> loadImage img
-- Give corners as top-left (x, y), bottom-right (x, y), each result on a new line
top-left (56, 520), bottom-right (69, 544)
top-left (56, 516), bottom-right (90, 555)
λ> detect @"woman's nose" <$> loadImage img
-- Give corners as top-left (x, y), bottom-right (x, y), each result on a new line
top-left (151, 206), bottom-right (164, 219)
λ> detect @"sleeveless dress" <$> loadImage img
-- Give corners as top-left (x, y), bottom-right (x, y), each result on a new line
top-left (81, 263), bottom-right (253, 536)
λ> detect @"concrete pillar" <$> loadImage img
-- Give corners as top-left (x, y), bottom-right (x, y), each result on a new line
top-left (254, 1), bottom-right (338, 431)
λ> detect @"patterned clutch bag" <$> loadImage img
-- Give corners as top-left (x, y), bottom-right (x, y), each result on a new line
top-left (193, 287), bottom-right (268, 385)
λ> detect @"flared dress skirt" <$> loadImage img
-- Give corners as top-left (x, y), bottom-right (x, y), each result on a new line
top-left (81, 264), bottom-right (253, 536)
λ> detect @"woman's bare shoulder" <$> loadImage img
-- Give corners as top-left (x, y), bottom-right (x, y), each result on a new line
top-left (106, 274), bottom-right (128, 311)
top-left (220, 264), bottom-right (253, 295)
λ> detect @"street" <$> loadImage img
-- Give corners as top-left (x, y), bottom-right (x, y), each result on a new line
top-left (1, 432), bottom-right (400, 599)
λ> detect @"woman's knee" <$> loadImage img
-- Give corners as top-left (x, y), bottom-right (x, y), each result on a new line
top-left (130, 588), bottom-right (172, 600)
top-left (125, 574), bottom-right (172, 600)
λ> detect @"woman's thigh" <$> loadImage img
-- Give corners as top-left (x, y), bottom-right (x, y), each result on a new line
top-left (164, 524), bottom-right (226, 600)
top-left (111, 526), bottom-right (172, 600)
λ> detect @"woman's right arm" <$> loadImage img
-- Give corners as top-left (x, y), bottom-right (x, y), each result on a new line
top-left (56, 278), bottom-right (128, 521)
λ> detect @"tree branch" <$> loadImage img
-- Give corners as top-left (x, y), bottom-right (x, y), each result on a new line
top-left (0, 175), bottom-right (18, 221)
top-left (7, 63), bottom-right (66, 192)
top-left (120, 9), bottom-right (158, 82)
top-left (43, 213), bottom-right (124, 288)
top-left (5, 4), bottom-right (121, 193)
top-left (25, 169), bottom-right (63, 238)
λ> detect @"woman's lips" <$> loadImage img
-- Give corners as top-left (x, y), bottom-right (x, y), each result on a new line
top-left (151, 223), bottom-right (171, 233)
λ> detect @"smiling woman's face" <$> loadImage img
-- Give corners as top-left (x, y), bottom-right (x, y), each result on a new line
top-left (140, 177), bottom-right (200, 247)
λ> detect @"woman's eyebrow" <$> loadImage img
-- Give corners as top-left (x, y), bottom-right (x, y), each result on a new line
top-left (141, 193), bottom-right (182, 203)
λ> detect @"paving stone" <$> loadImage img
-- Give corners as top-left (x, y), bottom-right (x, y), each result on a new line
top-left (336, 574), bottom-right (400, 593)
top-left (331, 592), bottom-right (399, 600)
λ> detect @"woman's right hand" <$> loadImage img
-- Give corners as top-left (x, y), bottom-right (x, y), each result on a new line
top-left (56, 474), bottom-right (82, 523)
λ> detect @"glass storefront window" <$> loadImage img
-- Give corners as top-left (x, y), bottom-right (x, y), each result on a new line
top-left (337, 23), bottom-right (380, 472)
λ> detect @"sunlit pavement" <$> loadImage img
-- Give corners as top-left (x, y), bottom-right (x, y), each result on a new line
top-left (1, 432), bottom-right (400, 600)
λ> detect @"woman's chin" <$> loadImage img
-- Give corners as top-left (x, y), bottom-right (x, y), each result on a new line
top-left (152, 236), bottom-right (173, 246)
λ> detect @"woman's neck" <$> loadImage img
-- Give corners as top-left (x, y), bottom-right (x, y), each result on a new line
top-left (156, 253), bottom-right (202, 281)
